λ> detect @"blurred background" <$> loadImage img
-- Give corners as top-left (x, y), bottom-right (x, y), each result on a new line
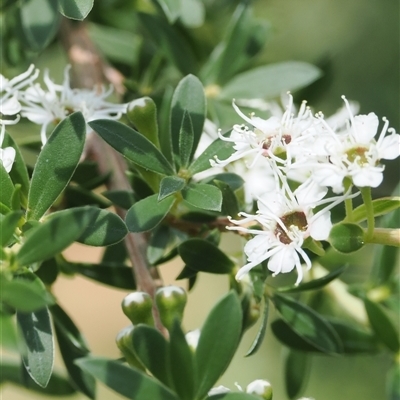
top-left (1, 0), bottom-right (398, 399)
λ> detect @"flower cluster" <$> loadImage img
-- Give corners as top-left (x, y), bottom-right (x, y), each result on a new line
top-left (212, 94), bottom-right (399, 284)
top-left (0, 64), bottom-right (127, 169)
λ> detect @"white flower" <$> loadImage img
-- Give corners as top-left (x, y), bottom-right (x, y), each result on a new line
top-left (208, 385), bottom-right (231, 396)
top-left (210, 94), bottom-right (316, 169)
top-left (308, 96), bottom-right (400, 192)
top-left (185, 329), bottom-right (201, 351)
top-left (228, 169), bottom-right (356, 285)
top-left (19, 65), bottom-right (128, 145)
top-left (0, 65), bottom-right (38, 173)
top-left (246, 379), bottom-right (273, 400)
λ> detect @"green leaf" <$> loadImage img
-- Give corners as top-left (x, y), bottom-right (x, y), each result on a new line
top-left (169, 321), bottom-right (196, 400)
top-left (3, 132), bottom-right (30, 206)
top-left (70, 262), bottom-right (136, 290)
top-left (17, 307), bottom-right (54, 388)
top-left (0, 314), bottom-right (19, 352)
top-left (329, 223), bottom-right (365, 253)
top-left (20, 0), bottom-right (60, 51)
top-left (188, 131), bottom-right (234, 175)
top-left (89, 119), bottom-right (174, 176)
top-left (1, 274), bottom-right (55, 312)
top-left (284, 350), bottom-right (310, 399)
top-left (170, 75), bottom-right (206, 164)
top-left (0, 210), bottom-right (22, 246)
top-left (131, 325), bottom-right (171, 387)
top-left (54, 324), bottom-right (95, 399)
top-left (245, 299), bottom-right (269, 357)
top-left (138, 12), bottom-right (197, 76)
top-left (127, 97), bottom-right (160, 148)
top-left (88, 23), bottom-right (141, 65)
top-left (178, 238), bottom-right (234, 274)
top-left (195, 291), bottom-right (242, 399)
top-left (102, 190), bottom-right (136, 210)
top-left (102, 241), bottom-right (127, 264)
top-left (76, 207), bottom-right (127, 246)
top-left (35, 258), bottom-right (59, 286)
top-left (182, 183), bottom-right (222, 212)
top-left (147, 225), bottom-right (187, 265)
top-left (51, 304), bottom-right (90, 354)
top-left (277, 265), bottom-right (347, 293)
top-left (178, 110), bottom-right (195, 168)
top-left (126, 193), bottom-right (175, 232)
top-left (58, 0), bottom-right (93, 20)
top-left (272, 293), bottom-right (343, 354)
top-left (64, 185), bottom-right (112, 208)
top-left (200, 4), bottom-right (267, 86)
top-left (0, 163), bottom-right (14, 208)
top-left (202, 173), bottom-right (244, 192)
top-left (179, 0), bottom-right (205, 28)
top-left (17, 207), bottom-right (92, 266)
top-left (76, 357), bottom-right (179, 400)
top-left (219, 61), bottom-right (322, 100)
top-left (387, 363), bottom-right (400, 400)
top-left (0, 359), bottom-right (76, 396)
top-left (28, 112), bottom-right (86, 220)
top-left (213, 179), bottom-right (240, 217)
top-left (159, 176), bottom-right (186, 201)
top-left (156, 0), bottom-right (181, 23)
top-left (364, 298), bottom-right (400, 353)
top-left (352, 197), bottom-right (400, 223)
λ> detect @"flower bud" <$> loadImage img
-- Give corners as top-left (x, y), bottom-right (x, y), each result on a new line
top-left (155, 286), bottom-right (187, 330)
top-left (246, 379), bottom-right (273, 400)
top-left (243, 296), bottom-right (261, 331)
top-left (185, 329), bottom-right (201, 351)
top-left (115, 325), bottom-right (142, 369)
top-left (121, 291), bottom-right (153, 325)
top-left (208, 386), bottom-right (231, 396)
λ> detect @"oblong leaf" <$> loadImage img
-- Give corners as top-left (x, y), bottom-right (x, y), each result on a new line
top-left (220, 61), bottom-right (321, 100)
top-left (58, 0), bottom-right (94, 20)
top-left (364, 298), bottom-right (400, 353)
top-left (159, 176), bottom-right (186, 201)
top-left (188, 132), bottom-right (234, 175)
top-left (285, 350), bottom-right (310, 399)
top-left (272, 293), bottom-right (343, 354)
top-left (352, 197), bottom-right (400, 223)
top-left (169, 321), bottom-right (196, 400)
top-left (17, 207), bottom-right (91, 266)
top-left (126, 193), bottom-right (175, 233)
top-left (178, 238), bottom-right (234, 274)
top-left (89, 119), bottom-right (174, 176)
top-left (387, 363), bottom-right (400, 400)
top-left (0, 163), bottom-right (14, 208)
top-left (277, 265), bottom-right (347, 293)
top-left (28, 112), bottom-right (86, 220)
top-left (20, 0), bottom-right (60, 51)
top-left (182, 183), bottom-right (222, 212)
top-left (71, 262), bottom-right (136, 290)
top-left (195, 291), bottom-right (242, 399)
top-left (245, 299), bottom-right (269, 357)
top-left (76, 357), bottom-right (179, 400)
top-left (131, 325), bottom-right (170, 387)
top-left (170, 75), bottom-right (206, 163)
top-left (0, 210), bottom-right (22, 246)
top-left (17, 307), bottom-right (54, 388)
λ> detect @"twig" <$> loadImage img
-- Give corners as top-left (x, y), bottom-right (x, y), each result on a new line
top-left (59, 18), bottom-right (167, 336)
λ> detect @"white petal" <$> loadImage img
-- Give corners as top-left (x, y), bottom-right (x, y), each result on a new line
top-left (352, 168), bottom-right (383, 188)
top-left (352, 113), bottom-right (379, 143)
top-left (0, 146), bottom-right (16, 173)
top-left (312, 166), bottom-right (346, 192)
top-left (268, 246), bottom-right (296, 274)
top-left (310, 211), bottom-right (332, 241)
top-left (1, 94), bottom-right (21, 115)
top-left (378, 134), bottom-right (400, 160)
top-left (294, 179), bottom-right (327, 207)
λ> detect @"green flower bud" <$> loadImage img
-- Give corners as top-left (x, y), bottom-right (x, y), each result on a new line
top-left (155, 286), bottom-right (187, 330)
top-left (246, 379), bottom-right (273, 400)
top-left (115, 325), bottom-right (142, 369)
top-left (121, 291), bottom-right (153, 325)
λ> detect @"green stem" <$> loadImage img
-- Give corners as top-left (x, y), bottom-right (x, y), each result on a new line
top-left (365, 228), bottom-right (400, 247)
top-left (344, 178), bottom-right (354, 221)
top-left (360, 186), bottom-right (375, 240)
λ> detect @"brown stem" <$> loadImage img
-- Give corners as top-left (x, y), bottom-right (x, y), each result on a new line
top-left (59, 18), bottom-right (167, 336)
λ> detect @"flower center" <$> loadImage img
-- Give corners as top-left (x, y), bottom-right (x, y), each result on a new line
top-left (275, 211), bottom-right (308, 244)
top-left (345, 146), bottom-right (370, 165)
